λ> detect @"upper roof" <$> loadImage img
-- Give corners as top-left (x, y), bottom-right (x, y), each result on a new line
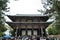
top-left (7, 14), bottom-right (51, 22)
top-left (7, 14), bottom-right (50, 17)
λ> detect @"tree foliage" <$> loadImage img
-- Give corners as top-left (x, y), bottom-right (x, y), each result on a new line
top-left (9, 29), bottom-right (14, 36)
top-left (41, 0), bottom-right (60, 35)
top-left (46, 22), bottom-right (58, 35)
top-left (0, 0), bottom-right (9, 36)
top-left (0, 24), bottom-right (7, 37)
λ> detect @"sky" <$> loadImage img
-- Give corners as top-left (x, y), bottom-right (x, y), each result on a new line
top-left (6, 0), bottom-right (44, 15)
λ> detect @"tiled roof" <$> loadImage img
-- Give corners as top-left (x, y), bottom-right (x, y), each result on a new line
top-left (7, 14), bottom-right (50, 17)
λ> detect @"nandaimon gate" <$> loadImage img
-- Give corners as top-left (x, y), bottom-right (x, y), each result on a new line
top-left (6, 14), bottom-right (52, 40)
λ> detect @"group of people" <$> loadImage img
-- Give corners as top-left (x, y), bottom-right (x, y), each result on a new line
top-left (17, 35), bottom-right (36, 40)
top-left (2, 35), bottom-right (46, 40)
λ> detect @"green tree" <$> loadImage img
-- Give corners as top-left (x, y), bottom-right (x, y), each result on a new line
top-left (0, 0), bottom-right (9, 37)
top-left (0, 24), bottom-right (7, 37)
top-left (38, 0), bottom-right (60, 35)
top-left (9, 29), bottom-right (14, 36)
top-left (46, 22), bottom-right (58, 35)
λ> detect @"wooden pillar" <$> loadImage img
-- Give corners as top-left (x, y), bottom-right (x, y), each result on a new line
top-left (41, 27), bottom-right (44, 37)
top-left (19, 24), bottom-right (21, 36)
top-left (39, 25), bottom-right (41, 37)
top-left (38, 25), bottom-right (40, 37)
top-left (19, 28), bottom-right (21, 36)
top-left (43, 28), bottom-right (47, 37)
top-left (18, 29), bottom-right (21, 36)
top-left (17, 29), bottom-right (19, 36)
top-left (26, 24), bottom-right (27, 35)
top-left (32, 24), bottom-right (33, 35)
top-left (40, 28), bottom-right (41, 37)
top-left (14, 28), bottom-right (16, 36)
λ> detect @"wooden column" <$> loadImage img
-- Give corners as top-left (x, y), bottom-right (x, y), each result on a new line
top-left (32, 24), bottom-right (33, 35)
top-left (26, 24), bottom-right (27, 35)
top-left (18, 29), bottom-right (21, 36)
top-left (41, 27), bottom-right (44, 37)
top-left (39, 25), bottom-right (41, 37)
top-left (14, 28), bottom-right (16, 36)
top-left (19, 24), bottom-right (21, 36)
top-left (38, 25), bottom-right (40, 37)
top-left (40, 28), bottom-right (41, 37)
top-left (43, 28), bottom-right (47, 37)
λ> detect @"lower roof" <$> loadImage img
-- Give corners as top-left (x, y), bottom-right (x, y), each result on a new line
top-left (6, 22), bottom-right (52, 29)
